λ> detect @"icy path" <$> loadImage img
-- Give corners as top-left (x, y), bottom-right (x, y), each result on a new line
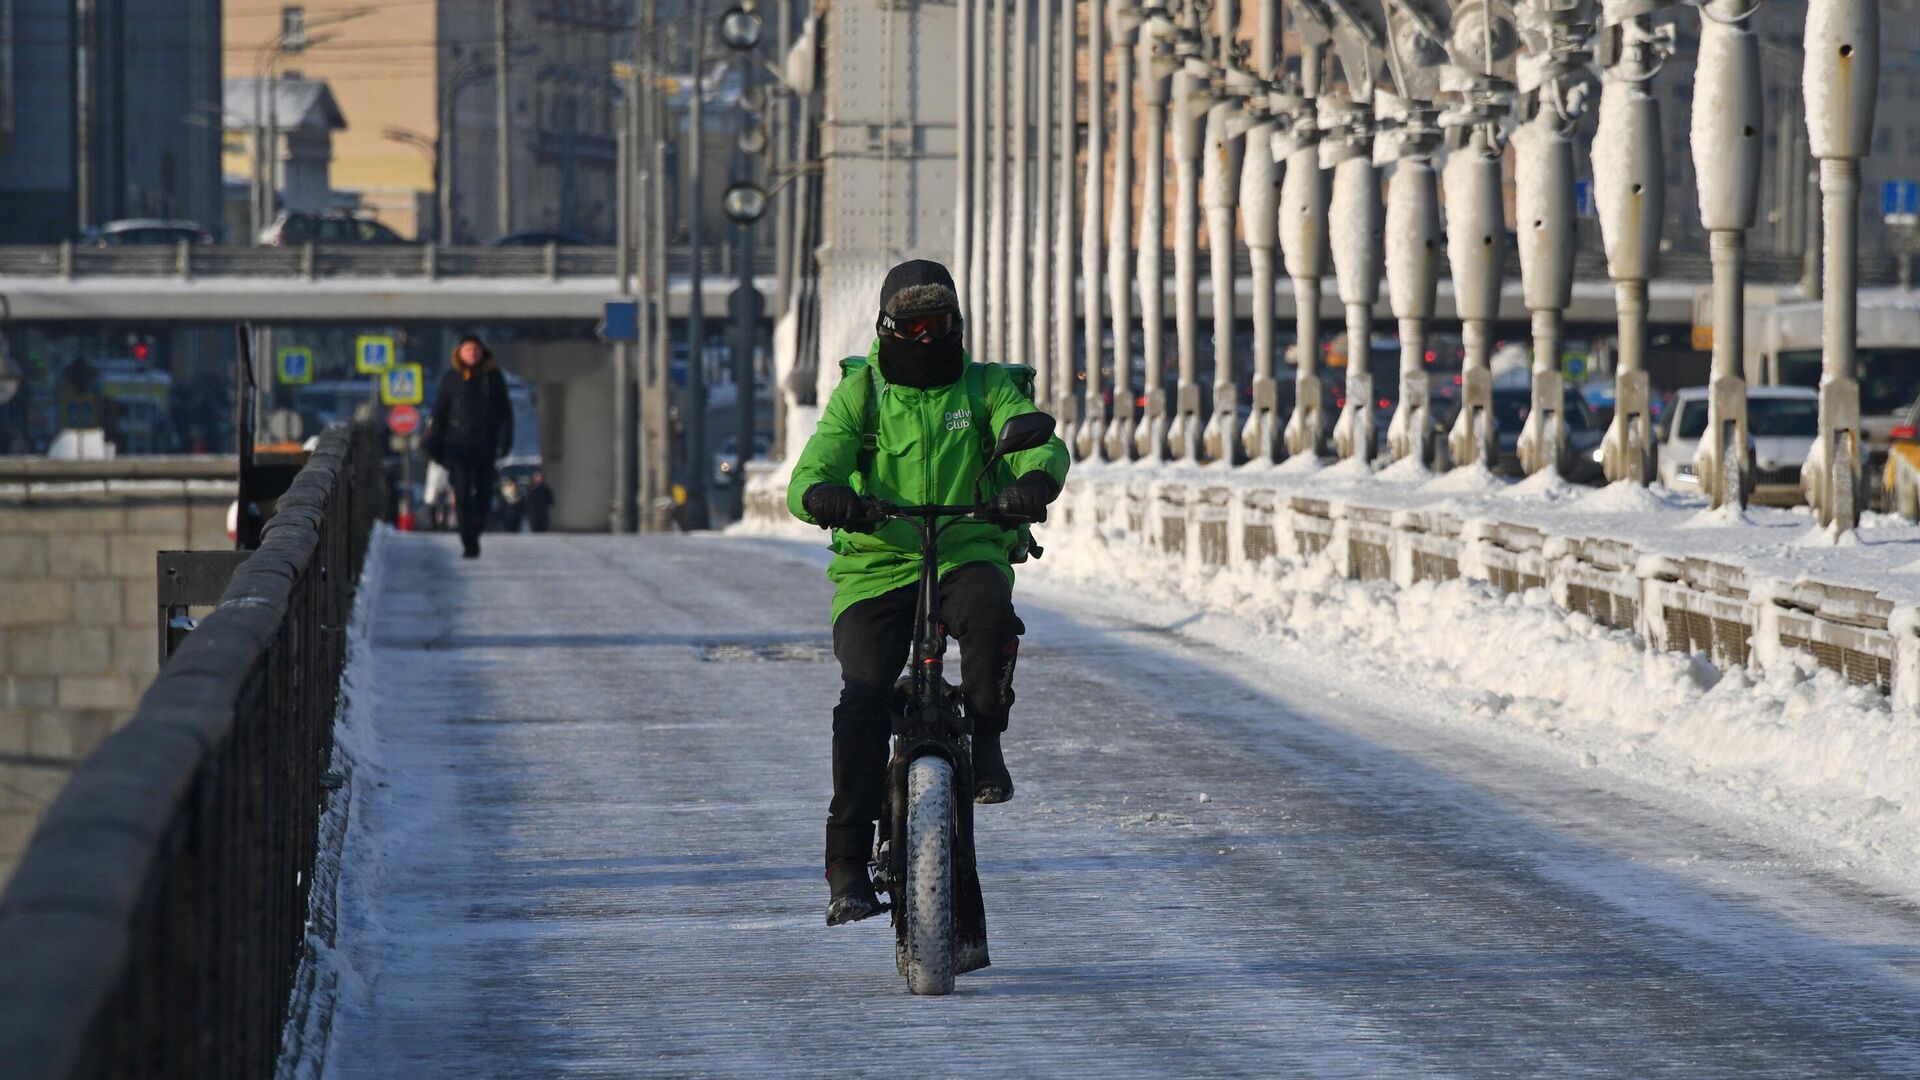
top-left (316, 533), bottom-right (1920, 1078)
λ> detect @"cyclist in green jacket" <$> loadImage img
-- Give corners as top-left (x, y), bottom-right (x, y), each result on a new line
top-left (789, 259), bottom-right (1070, 924)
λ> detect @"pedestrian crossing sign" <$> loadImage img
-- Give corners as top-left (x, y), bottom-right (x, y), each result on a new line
top-left (381, 363), bottom-right (425, 406)
top-left (355, 335), bottom-right (397, 374)
top-left (276, 346), bottom-right (314, 385)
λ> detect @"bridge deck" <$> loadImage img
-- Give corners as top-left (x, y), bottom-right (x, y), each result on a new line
top-left (311, 532), bottom-right (1920, 1078)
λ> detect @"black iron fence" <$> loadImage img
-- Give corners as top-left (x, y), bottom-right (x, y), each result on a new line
top-left (0, 422), bottom-right (384, 1080)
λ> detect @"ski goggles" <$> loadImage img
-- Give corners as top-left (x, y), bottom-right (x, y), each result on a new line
top-left (877, 309), bottom-right (959, 343)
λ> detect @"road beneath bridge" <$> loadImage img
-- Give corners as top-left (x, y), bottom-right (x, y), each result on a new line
top-left (307, 532), bottom-right (1920, 1078)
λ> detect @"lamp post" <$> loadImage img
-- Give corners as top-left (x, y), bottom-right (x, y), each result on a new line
top-left (1378, 0), bottom-right (1449, 470)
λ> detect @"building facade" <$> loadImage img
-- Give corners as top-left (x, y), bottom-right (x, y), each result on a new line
top-left (0, 0), bottom-right (223, 242)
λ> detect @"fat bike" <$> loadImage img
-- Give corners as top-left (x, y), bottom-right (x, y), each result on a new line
top-left (865, 411), bottom-right (1056, 996)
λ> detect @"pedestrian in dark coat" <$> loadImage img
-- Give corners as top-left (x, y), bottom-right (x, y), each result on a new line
top-left (525, 470), bottom-right (556, 532)
top-left (424, 336), bottom-right (514, 558)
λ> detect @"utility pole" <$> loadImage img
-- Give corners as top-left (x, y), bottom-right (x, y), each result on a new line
top-left (686, 0), bottom-right (711, 530)
top-left (495, 0), bottom-right (514, 240)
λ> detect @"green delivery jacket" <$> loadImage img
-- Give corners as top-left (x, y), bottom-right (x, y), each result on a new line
top-left (788, 342), bottom-right (1071, 623)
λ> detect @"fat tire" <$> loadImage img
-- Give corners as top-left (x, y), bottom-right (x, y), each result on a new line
top-left (904, 756), bottom-right (956, 996)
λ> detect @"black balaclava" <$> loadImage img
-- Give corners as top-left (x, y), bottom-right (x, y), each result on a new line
top-left (876, 259), bottom-right (965, 389)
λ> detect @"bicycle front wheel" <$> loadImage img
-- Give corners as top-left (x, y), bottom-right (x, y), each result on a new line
top-left (903, 755), bottom-right (956, 996)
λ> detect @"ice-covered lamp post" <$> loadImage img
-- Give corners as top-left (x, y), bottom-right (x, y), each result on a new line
top-left (1323, 8), bottom-right (1386, 466)
top-left (1104, 0), bottom-right (1148, 462)
top-left (1280, 16), bottom-right (1333, 461)
top-left (1379, 0), bottom-right (1450, 468)
top-left (1513, 0), bottom-right (1593, 478)
top-left (1239, 0), bottom-right (1285, 464)
top-left (1133, 6), bottom-right (1180, 461)
top-left (1202, 35), bottom-right (1257, 465)
top-left (1801, 0), bottom-right (1878, 529)
top-left (1056, 0), bottom-right (1080, 436)
top-left (1593, 0), bottom-right (1671, 486)
top-left (1169, 9), bottom-right (1221, 462)
top-left (1440, 0), bottom-right (1516, 472)
top-left (1690, 0), bottom-right (1761, 509)
top-left (1080, 0), bottom-right (1113, 460)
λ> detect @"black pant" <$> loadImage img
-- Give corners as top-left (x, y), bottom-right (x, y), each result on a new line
top-left (826, 562), bottom-right (1024, 865)
top-left (446, 458), bottom-right (495, 546)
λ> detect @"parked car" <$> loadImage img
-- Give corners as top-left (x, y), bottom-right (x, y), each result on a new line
top-left (1658, 385), bottom-right (1818, 506)
top-left (1882, 397), bottom-right (1920, 518)
top-left (491, 230), bottom-right (596, 247)
top-left (258, 212), bottom-right (410, 246)
top-left (88, 219), bottom-right (213, 246)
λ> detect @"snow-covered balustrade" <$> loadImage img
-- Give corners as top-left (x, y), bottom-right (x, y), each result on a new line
top-left (1039, 462), bottom-right (1920, 709)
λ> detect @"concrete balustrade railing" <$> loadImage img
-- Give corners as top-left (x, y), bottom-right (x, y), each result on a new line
top-left (1047, 462), bottom-right (1919, 706)
top-left (744, 459), bottom-right (1920, 710)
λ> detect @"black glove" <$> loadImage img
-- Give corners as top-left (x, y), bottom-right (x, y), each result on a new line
top-left (802, 483), bottom-right (879, 532)
top-left (992, 472), bottom-right (1059, 524)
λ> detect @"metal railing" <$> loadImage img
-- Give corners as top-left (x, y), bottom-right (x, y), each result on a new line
top-left (0, 243), bottom-right (775, 282)
top-left (0, 422), bottom-right (384, 1080)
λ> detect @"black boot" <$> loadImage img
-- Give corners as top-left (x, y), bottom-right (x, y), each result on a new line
top-left (972, 731), bottom-right (1013, 804)
top-left (826, 858), bottom-right (882, 925)
top-left (461, 535), bottom-right (480, 559)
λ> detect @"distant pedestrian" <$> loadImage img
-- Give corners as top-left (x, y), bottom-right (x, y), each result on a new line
top-left (526, 470), bottom-right (556, 532)
top-left (424, 336), bottom-right (514, 558)
top-left (497, 477), bottom-right (526, 533)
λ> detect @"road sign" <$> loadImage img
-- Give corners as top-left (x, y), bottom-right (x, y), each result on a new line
top-left (601, 299), bottom-right (640, 342)
top-left (1574, 179), bottom-right (1596, 219)
top-left (275, 346), bottom-right (314, 385)
top-left (355, 335), bottom-right (397, 374)
top-left (1562, 353), bottom-right (1590, 381)
top-left (381, 362), bottom-right (425, 406)
top-left (1882, 180), bottom-right (1918, 223)
top-left (387, 404), bottom-right (421, 435)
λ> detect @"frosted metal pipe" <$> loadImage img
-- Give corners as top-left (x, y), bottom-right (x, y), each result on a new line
top-left (1384, 155), bottom-right (1439, 466)
top-left (1692, 0), bottom-right (1761, 509)
top-left (1169, 43), bottom-right (1215, 461)
top-left (1057, 0), bottom-right (1080, 430)
top-left (1201, 0), bottom-right (1249, 464)
top-left (1081, 0), bottom-right (1112, 459)
top-left (1279, 47), bottom-right (1329, 460)
top-left (971, 0), bottom-right (991, 350)
top-left (1034, 0), bottom-right (1054, 390)
top-left (1240, 0), bottom-right (1282, 463)
top-left (1594, 12), bottom-right (1668, 486)
top-left (1443, 126), bottom-right (1506, 470)
top-left (1512, 106), bottom-right (1576, 477)
top-left (956, 0), bottom-right (975, 352)
top-left (1011, 0), bottom-right (1032, 366)
top-left (989, 0), bottom-right (1009, 364)
top-left (1133, 16), bottom-right (1175, 462)
top-left (1802, 0), bottom-right (1878, 529)
top-left (1104, 0), bottom-right (1144, 461)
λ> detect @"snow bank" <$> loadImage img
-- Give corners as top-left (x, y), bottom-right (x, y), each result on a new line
top-left (1032, 503), bottom-right (1920, 899)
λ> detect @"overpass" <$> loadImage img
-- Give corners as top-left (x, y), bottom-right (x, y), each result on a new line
top-left (0, 245), bottom-right (775, 323)
top-left (3, 424), bottom-right (1919, 1077)
top-left (0, 243), bottom-right (1892, 328)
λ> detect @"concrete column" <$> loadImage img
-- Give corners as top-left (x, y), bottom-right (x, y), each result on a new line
top-left (1594, 14), bottom-right (1669, 487)
top-left (971, 0), bottom-right (991, 347)
top-left (956, 0), bottom-right (975, 352)
top-left (1056, 0), bottom-right (1080, 428)
top-left (989, 0), bottom-right (1009, 363)
top-left (1080, 0), bottom-right (1111, 459)
top-left (1513, 103), bottom-right (1576, 479)
top-left (1692, 0), bottom-right (1762, 508)
top-left (1443, 126), bottom-right (1506, 471)
top-left (1103, 0), bottom-right (1143, 462)
top-left (1277, 48), bottom-right (1329, 461)
top-left (1168, 37), bottom-right (1218, 462)
top-left (1011, 0), bottom-right (1033, 367)
top-left (1239, 0), bottom-right (1281, 464)
top-left (1802, 0), bottom-right (1879, 529)
top-left (1034, 0), bottom-right (1055, 392)
top-left (1131, 16), bottom-right (1175, 462)
top-left (1201, 0), bottom-right (1251, 466)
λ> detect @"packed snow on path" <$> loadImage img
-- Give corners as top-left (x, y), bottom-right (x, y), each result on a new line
top-left (1024, 510), bottom-right (1920, 903)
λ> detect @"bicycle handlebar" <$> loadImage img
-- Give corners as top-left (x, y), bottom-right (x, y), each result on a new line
top-left (870, 501), bottom-right (1033, 527)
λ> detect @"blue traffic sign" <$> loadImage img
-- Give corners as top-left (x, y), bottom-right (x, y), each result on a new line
top-left (1574, 179), bottom-right (1596, 219)
top-left (601, 300), bottom-right (640, 342)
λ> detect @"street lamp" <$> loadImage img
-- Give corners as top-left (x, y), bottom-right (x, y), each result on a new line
top-left (720, 6), bottom-right (765, 50)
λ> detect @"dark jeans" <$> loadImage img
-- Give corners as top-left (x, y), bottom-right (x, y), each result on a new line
top-left (826, 562), bottom-right (1024, 865)
top-left (446, 458), bottom-right (496, 546)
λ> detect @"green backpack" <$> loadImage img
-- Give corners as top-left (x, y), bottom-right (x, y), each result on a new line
top-left (838, 356), bottom-right (1043, 561)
